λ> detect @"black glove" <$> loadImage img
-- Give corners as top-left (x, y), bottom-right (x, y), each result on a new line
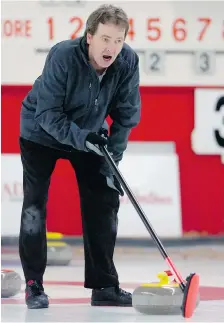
top-left (85, 132), bottom-right (107, 156)
top-left (99, 127), bottom-right (108, 138)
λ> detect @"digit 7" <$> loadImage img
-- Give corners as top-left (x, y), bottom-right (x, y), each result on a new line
top-left (222, 20), bottom-right (224, 40)
top-left (198, 18), bottom-right (211, 41)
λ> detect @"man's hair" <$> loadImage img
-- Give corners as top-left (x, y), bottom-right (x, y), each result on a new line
top-left (84, 4), bottom-right (129, 38)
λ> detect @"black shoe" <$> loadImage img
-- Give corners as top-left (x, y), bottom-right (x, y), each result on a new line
top-left (91, 286), bottom-right (132, 307)
top-left (25, 280), bottom-right (49, 309)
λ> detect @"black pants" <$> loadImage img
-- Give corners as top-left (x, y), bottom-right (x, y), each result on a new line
top-left (19, 137), bottom-right (120, 289)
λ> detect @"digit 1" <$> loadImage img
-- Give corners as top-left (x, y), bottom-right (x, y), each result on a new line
top-left (47, 17), bottom-right (54, 40)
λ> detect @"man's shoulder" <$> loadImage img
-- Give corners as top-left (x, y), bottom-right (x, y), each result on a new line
top-left (119, 43), bottom-right (139, 70)
top-left (48, 38), bottom-right (82, 61)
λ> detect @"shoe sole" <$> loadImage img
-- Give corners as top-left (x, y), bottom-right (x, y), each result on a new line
top-left (27, 303), bottom-right (49, 309)
top-left (91, 300), bottom-right (132, 307)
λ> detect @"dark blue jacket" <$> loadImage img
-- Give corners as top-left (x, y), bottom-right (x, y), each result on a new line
top-left (20, 37), bottom-right (141, 164)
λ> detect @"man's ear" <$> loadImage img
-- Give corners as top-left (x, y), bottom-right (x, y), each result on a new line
top-left (86, 33), bottom-right (92, 45)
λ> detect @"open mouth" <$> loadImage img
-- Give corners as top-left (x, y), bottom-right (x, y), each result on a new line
top-left (103, 55), bottom-right (112, 62)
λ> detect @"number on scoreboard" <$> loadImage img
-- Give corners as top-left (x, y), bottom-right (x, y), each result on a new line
top-left (194, 51), bottom-right (216, 75)
top-left (145, 51), bottom-right (165, 74)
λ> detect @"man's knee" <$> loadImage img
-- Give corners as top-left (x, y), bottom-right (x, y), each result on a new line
top-left (110, 211), bottom-right (118, 236)
top-left (21, 205), bottom-right (45, 235)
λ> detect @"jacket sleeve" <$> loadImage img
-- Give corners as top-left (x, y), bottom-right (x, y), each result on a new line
top-left (107, 55), bottom-right (141, 163)
top-left (34, 45), bottom-right (90, 151)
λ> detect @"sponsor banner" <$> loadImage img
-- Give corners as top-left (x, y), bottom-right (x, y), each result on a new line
top-left (1, 144), bottom-right (182, 238)
top-left (192, 89), bottom-right (224, 157)
top-left (117, 144), bottom-right (182, 238)
top-left (1, 1), bottom-right (224, 85)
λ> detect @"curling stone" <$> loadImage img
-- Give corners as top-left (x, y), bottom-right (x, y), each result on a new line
top-left (47, 232), bottom-right (73, 266)
top-left (1, 269), bottom-right (22, 298)
top-left (132, 270), bottom-right (200, 315)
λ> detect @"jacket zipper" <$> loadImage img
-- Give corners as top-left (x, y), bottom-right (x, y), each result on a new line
top-left (95, 98), bottom-right (98, 112)
top-left (84, 67), bottom-right (105, 128)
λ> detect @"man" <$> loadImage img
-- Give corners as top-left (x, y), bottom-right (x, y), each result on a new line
top-left (19, 4), bottom-right (141, 309)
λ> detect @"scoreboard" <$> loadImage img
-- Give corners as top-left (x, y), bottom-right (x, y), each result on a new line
top-left (1, 0), bottom-right (224, 85)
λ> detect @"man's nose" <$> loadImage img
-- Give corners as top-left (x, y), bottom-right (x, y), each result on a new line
top-left (105, 45), bottom-right (115, 54)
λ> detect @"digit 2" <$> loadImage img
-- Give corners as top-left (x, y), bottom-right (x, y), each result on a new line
top-left (70, 17), bottom-right (83, 39)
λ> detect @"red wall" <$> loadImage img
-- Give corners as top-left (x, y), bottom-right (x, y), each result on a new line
top-left (2, 86), bottom-right (224, 236)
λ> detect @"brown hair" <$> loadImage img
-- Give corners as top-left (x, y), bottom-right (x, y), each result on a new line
top-left (84, 4), bottom-right (129, 38)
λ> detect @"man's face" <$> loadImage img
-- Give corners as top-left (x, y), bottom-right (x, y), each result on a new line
top-left (87, 22), bottom-right (125, 71)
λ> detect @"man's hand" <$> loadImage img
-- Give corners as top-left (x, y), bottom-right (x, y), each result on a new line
top-left (85, 132), bottom-right (107, 156)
